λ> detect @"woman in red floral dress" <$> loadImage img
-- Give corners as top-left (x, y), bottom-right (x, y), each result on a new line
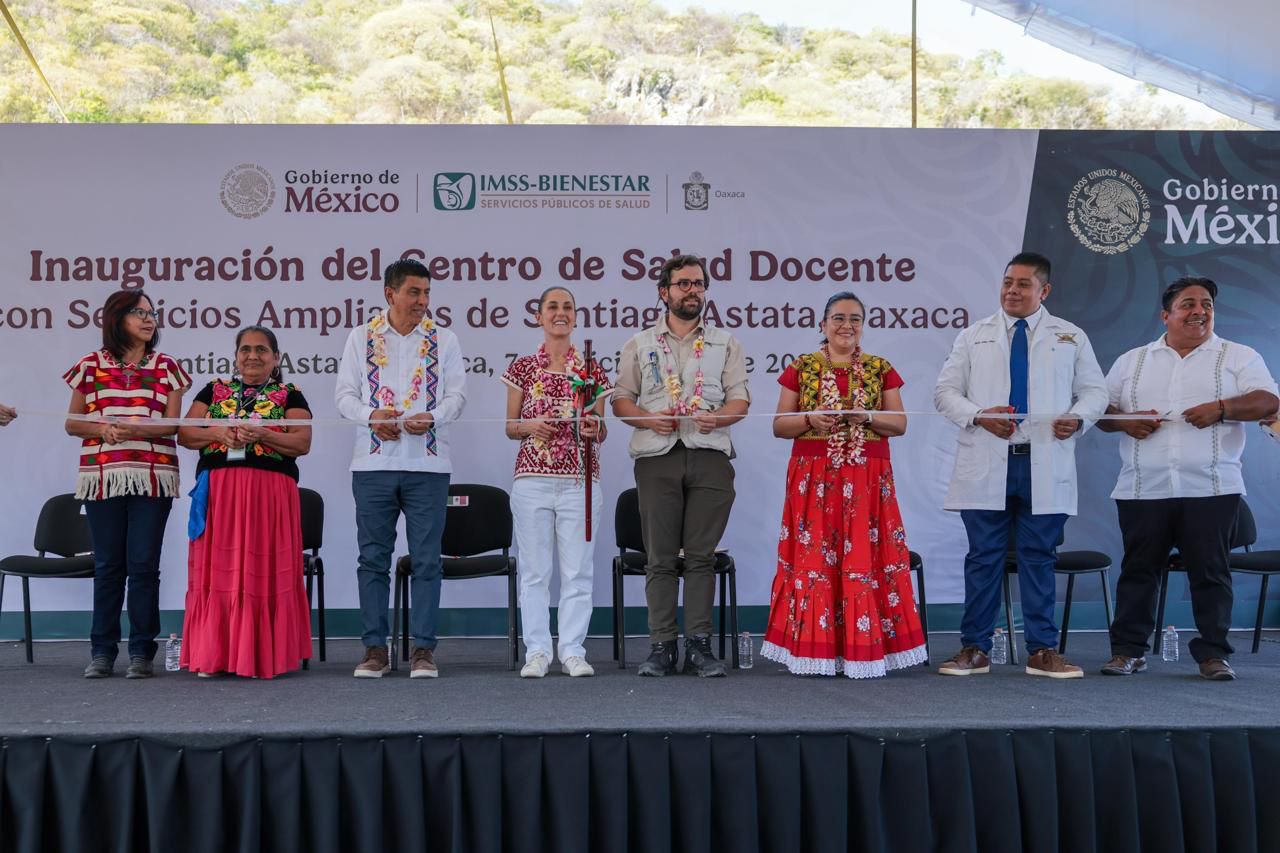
top-left (761, 292), bottom-right (927, 678)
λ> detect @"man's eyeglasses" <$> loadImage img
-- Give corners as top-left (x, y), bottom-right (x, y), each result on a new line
top-left (667, 279), bottom-right (708, 293)
top-left (127, 308), bottom-right (158, 320)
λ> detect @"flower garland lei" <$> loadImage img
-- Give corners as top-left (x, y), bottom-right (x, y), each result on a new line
top-left (368, 313), bottom-right (435, 410)
top-left (527, 343), bottom-right (582, 466)
top-left (819, 345), bottom-right (868, 467)
top-left (658, 332), bottom-right (704, 416)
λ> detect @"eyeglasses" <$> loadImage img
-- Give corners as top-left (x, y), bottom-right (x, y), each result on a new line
top-left (667, 279), bottom-right (708, 292)
top-left (127, 308), bottom-right (158, 320)
top-left (826, 314), bottom-right (863, 328)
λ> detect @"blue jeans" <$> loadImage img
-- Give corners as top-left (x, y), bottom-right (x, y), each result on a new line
top-left (83, 495), bottom-right (173, 662)
top-left (959, 453), bottom-right (1067, 655)
top-left (352, 470), bottom-right (449, 650)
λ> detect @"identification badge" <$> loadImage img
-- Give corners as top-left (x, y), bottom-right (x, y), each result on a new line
top-left (226, 447), bottom-right (246, 462)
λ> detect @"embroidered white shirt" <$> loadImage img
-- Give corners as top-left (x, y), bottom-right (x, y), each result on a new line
top-left (1106, 334), bottom-right (1277, 499)
top-left (334, 319), bottom-right (468, 473)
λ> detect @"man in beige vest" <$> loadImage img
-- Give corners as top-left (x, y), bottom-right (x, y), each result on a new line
top-left (613, 254), bottom-right (750, 677)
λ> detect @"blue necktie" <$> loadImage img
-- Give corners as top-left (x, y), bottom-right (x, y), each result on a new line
top-left (1009, 318), bottom-right (1029, 415)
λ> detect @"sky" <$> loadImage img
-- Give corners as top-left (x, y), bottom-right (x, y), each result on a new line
top-left (650, 0), bottom-right (1233, 124)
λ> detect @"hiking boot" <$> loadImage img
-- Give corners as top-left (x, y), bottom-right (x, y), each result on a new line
top-left (354, 645), bottom-right (390, 678)
top-left (637, 641), bottom-right (678, 677)
top-left (682, 634), bottom-right (726, 678)
top-left (125, 657), bottom-right (154, 679)
top-left (83, 656), bottom-right (113, 679)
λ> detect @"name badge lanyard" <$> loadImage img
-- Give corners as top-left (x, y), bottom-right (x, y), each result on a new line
top-left (226, 383), bottom-right (264, 462)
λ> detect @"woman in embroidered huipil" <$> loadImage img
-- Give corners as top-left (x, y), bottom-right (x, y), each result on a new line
top-left (761, 292), bottom-right (927, 678)
top-left (502, 286), bottom-right (612, 678)
top-left (176, 326), bottom-right (313, 678)
top-left (64, 290), bottom-right (191, 679)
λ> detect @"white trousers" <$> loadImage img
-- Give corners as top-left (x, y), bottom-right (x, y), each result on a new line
top-left (511, 476), bottom-right (602, 662)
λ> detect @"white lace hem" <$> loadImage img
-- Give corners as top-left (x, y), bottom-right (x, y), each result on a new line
top-left (760, 640), bottom-right (928, 680)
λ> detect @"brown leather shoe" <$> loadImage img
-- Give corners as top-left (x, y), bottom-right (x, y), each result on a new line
top-left (938, 646), bottom-right (990, 676)
top-left (1026, 648), bottom-right (1083, 679)
top-left (410, 647), bottom-right (439, 679)
top-left (1100, 654), bottom-right (1147, 676)
top-left (1198, 658), bottom-right (1236, 681)
top-left (354, 645), bottom-right (390, 679)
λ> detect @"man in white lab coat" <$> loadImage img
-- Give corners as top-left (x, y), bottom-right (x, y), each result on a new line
top-left (933, 252), bottom-right (1108, 678)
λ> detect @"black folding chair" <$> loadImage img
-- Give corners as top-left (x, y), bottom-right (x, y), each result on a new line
top-left (393, 484), bottom-right (518, 670)
top-left (1156, 499), bottom-right (1265, 654)
top-left (298, 487), bottom-right (326, 669)
top-left (0, 494), bottom-right (95, 663)
top-left (610, 487), bottom-right (739, 670)
top-left (1002, 527), bottom-right (1112, 664)
top-left (908, 551), bottom-right (930, 664)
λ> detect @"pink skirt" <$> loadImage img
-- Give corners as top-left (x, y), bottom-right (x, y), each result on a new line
top-left (181, 467), bottom-right (312, 678)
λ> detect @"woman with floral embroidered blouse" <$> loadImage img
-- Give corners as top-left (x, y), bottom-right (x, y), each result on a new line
top-left (760, 292), bottom-right (927, 679)
top-left (502, 286), bottom-right (612, 678)
top-left (176, 326), bottom-right (313, 678)
top-left (65, 289), bottom-right (191, 679)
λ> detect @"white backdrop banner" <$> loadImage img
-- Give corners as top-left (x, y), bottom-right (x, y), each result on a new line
top-left (0, 125), bottom-right (1042, 614)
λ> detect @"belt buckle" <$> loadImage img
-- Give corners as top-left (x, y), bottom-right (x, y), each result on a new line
top-left (1009, 444), bottom-right (1031, 456)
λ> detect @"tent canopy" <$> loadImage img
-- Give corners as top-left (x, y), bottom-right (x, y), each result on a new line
top-left (966, 0), bottom-right (1278, 128)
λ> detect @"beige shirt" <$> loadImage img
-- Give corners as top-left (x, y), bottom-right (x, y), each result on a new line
top-left (613, 315), bottom-right (751, 406)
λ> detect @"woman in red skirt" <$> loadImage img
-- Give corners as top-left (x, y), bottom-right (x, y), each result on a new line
top-left (761, 292), bottom-right (927, 678)
top-left (178, 326), bottom-right (313, 678)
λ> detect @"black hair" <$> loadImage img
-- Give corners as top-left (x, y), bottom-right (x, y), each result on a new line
top-left (101, 289), bottom-right (158, 362)
top-left (384, 258), bottom-right (432, 291)
top-left (537, 285), bottom-right (575, 312)
top-left (235, 324), bottom-right (284, 383)
top-left (1006, 251), bottom-right (1052, 283)
top-left (820, 291), bottom-right (865, 344)
top-left (1162, 276), bottom-right (1218, 312)
top-left (658, 254), bottom-right (708, 290)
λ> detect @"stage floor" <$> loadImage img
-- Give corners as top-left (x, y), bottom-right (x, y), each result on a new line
top-left (3, 631), bottom-right (1277, 743)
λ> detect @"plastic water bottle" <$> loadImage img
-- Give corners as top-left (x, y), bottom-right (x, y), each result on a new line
top-left (1162, 626), bottom-right (1179, 662)
top-left (990, 628), bottom-right (1008, 664)
top-left (737, 632), bottom-right (754, 669)
top-left (165, 633), bottom-right (181, 672)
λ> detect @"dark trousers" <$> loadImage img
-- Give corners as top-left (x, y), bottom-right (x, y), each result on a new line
top-left (634, 444), bottom-right (735, 642)
top-left (1110, 495), bottom-right (1240, 662)
top-left (352, 470), bottom-right (449, 650)
top-left (959, 453), bottom-right (1067, 654)
top-left (83, 495), bottom-right (173, 662)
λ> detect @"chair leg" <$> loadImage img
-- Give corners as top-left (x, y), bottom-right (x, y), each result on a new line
top-left (618, 567), bottom-right (627, 670)
top-left (317, 562), bottom-right (327, 662)
top-left (507, 567), bottom-right (518, 671)
top-left (390, 570), bottom-right (401, 672)
top-left (729, 568), bottom-right (739, 669)
top-left (1101, 568), bottom-right (1115, 635)
top-left (1253, 574), bottom-right (1269, 654)
top-left (611, 563), bottom-right (620, 662)
top-left (303, 568), bottom-right (314, 670)
top-left (0, 573), bottom-right (6, 639)
top-left (1003, 573), bottom-right (1018, 666)
top-left (1154, 572), bottom-right (1169, 655)
top-left (22, 576), bottom-right (34, 664)
top-left (915, 564), bottom-right (929, 666)
top-left (718, 572), bottom-right (727, 661)
top-left (1059, 574), bottom-right (1075, 654)
top-left (401, 572), bottom-right (410, 662)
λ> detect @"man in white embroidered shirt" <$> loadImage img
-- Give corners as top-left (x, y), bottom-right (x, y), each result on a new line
top-left (1099, 277), bottom-right (1278, 681)
top-left (335, 259), bottom-right (467, 679)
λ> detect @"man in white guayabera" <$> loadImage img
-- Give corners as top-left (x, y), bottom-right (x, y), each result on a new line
top-left (335, 259), bottom-right (467, 680)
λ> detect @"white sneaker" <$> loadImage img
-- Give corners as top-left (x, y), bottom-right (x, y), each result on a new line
top-left (520, 653), bottom-right (551, 678)
top-left (561, 656), bottom-right (595, 677)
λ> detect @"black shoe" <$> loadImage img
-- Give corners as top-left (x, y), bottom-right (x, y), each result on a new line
top-left (637, 641), bottom-right (678, 677)
top-left (125, 657), bottom-right (154, 679)
top-left (83, 656), bottom-right (113, 679)
top-left (682, 634), bottom-right (726, 678)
